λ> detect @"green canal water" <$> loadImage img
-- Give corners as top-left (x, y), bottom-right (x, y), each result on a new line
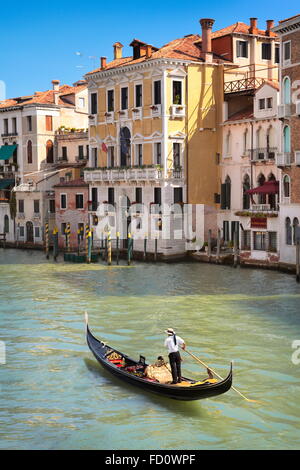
top-left (0, 249), bottom-right (300, 450)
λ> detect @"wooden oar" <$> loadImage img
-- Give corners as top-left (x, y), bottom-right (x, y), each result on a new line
top-left (184, 349), bottom-right (262, 404)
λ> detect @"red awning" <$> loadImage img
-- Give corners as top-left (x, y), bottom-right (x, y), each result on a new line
top-left (246, 180), bottom-right (279, 195)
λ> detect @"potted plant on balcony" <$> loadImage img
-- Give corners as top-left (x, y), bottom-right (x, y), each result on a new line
top-left (150, 105), bottom-right (158, 111)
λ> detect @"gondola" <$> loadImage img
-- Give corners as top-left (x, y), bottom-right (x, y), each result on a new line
top-left (85, 315), bottom-right (233, 401)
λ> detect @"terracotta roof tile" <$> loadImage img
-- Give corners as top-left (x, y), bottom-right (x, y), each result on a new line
top-left (53, 178), bottom-right (88, 188)
top-left (226, 107), bottom-right (253, 122)
top-left (210, 22), bottom-right (277, 39)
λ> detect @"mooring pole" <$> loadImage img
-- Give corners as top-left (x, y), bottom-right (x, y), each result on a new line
top-left (154, 237), bottom-right (158, 262)
top-left (87, 228), bottom-right (92, 264)
top-left (144, 236), bottom-right (147, 262)
top-left (116, 232), bottom-right (120, 265)
top-left (66, 222), bottom-right (71, 252)
top-left (296, 240), bottom-right (300, 283)
top-left (85, 224), bottom-right (89, 261)
top-left (53, 227), bottom-right (58, 262)
top-left (216, 229), bottom-right (221, 264)
top-left (127, 232), bottom-right (132, 265)
top-left (107, 231), bottom-right (112, 265)
top-left (45, 222), bottom-right (49, 259)
top-left (233, 229), bottom-right (238, 268)
top-left (207, 229), bottom-right (212, 261)
top-left (77, 229), bottom-right (80, 255)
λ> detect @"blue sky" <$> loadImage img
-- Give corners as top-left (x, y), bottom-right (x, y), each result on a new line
top-left (0, 0), bottom-right (299, 99)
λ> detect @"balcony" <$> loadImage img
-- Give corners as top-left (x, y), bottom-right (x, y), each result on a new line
top-left (171, 105), bottom-right (185, 119)
top-left (75, 156), bottom-right (88, 163)
top-left (88, 115), bottom-right (97, 125)
top-left (150, 104), bottom-right (161, 118)
top-left (224, 77), bottom-right (267, 95)
top-left (1, 132), bottom-right (18, 137)
top-left (118, 110), bottom-right (128, 121)
top-left (278, 103), bottom-right (291, 119)
top-left (276, 152), bottom-right (291, 167)
top-left (84, 167), bottom-right (163, 183)
top-left (132, 108), bottom-right (142, 120)
top-left (251, 147), bottom-right (277, 161)
top-left (105, 112), bottom-right (114, 124)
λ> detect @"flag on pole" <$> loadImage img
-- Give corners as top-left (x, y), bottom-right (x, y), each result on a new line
top-left (102, 142), bottom-right (108, 153)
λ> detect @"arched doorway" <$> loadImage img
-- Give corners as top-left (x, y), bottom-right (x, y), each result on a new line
top-left (242, 174), bottom-right (250, 210)
top-left (4, 215), bottom-right (9, 233)
top-left (120, 195), bottom-right (131, 248)
top-left (120, 127), bottom-right (131, 167)
top-left (46, 140), bottom-right (54, 164)
top-left (267, 173), bottom-right (276, 210)
top-left (26, 221), bottom-right (34, 242)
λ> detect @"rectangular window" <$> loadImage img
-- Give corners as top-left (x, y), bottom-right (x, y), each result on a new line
top-left (45, 115), bottom-right (53, 131)
top-left (253, 231), bottom-right (267, 251)
top-left (174, 187), bottom-right (183, 204)
top-left (267, 97), bottom-right (273, 109)
top-left (155, 142), bottom-right (161, 165)
top-left (135, 187), bottom-right (142, 204)
top-left (34, 199), bottom-right (40, 214)
top-left (86, 145), bottom-right (89, 159)
top-left (154, 187), bottom-right (161, 206)
top-left (91, 187), bottom-right (98, 211)
top-left (136, 144), bottom-right (143, 166)
top-left (4, 119), bottom-right (8, 134)
top-left (49, 199), bottom-right (55, 213)
top-left (268, 231), bottom-right (277, 252)
top-left (107, 90), bottom-right (114, 112)
top-left (76, 194), bottom-right (84, 209)
top-left (173, 143), bottom-right (181, 167)
top-left (34, 226), bottom-right (40, 238)
top-left (19, 226), bottom-right (24, 237)
top-left (78, 145), bottom-right (84, 159)
top-left (121, 87), bottom-right (128, 110)
top-left (91, 93), bottom-right (98, 114)
top-left (154, 80), bottom-right (161, 105)
top-left (18, 199), bottom-right (24, 213)
top-left (135, 84), bottom-right (142, 108)
top-left (62, 146), bottom-right (68, 160)
top-left (92, 148), bottom-right (98, 168)
top-left (259, 99), bottom-right (265, 110)
top-left (78, 97), bottom-right (85, 108)
top-left (173, 81), bottom-right (182, 105)
top-left (108, 188), bottom-right (115, 206)
top-left (241, 230), bottom-right (251, 250)
top-left (237, 40), bottom-right (248, 58)
top-left (60, 194), bottom-right (67, 209)
top-left (220, 183), bottom-right (231, 210)
top-left (108, 146), bottom-right (115, 167)
top-left (283, 41), bottom-right (291, 62)
top-left (12, 117), bottom-right (17, 134)
top-left (223, 221), bottom-right (230, 242)
top-left (275, 45), bottom-right (280, 64)
top-left (262, 43), bottom-right (272, 60)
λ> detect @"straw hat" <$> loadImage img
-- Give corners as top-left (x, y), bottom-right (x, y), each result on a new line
top-left (165, 328), bottom-right (175, 335)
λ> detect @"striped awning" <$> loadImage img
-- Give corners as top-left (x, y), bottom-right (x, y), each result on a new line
top-left (0, 145), bottom-right (17, 160)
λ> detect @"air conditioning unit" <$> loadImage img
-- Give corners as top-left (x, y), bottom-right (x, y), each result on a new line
top-left (278, 103), bottom-right (291, 118)
top-left (295, 151), bottom-right (300, 166)
top-left (296, 100), bottom-right (300, 116)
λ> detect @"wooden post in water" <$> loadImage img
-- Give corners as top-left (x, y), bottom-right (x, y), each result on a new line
top-left (87, 228), bottom-right (92, 264)
top-left (53, 227), bottom-right (58, 262)
top-left (127, 232), bottom-right (132, 265)
top-left (207, 229), bottom-right (212, 261)
top-left (144, 236), bottom-right (147, 261)
top-left (66, 222), bottom-right (71, 252)
top-left (107, 231), bottom-right (112, 265)
top-left (77, 229), bottom-right (81, 255)
top-left (296, 240), bottom-right (300, 283)
top-left (216, 229), bottom-right (221, 264)
top-left (116, 232), bottom-right (120, 265)
top-left (154, 237), bottom-right (158, 262)
top-left (45, 222), bottom-right (49, 259)
top-left (233, 229), bottom-right (239, 268)
top-left (85, 224), bottom-right (89, 260)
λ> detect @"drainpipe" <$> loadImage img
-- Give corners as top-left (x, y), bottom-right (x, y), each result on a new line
top-left (250, 120), bottom-right (254, 189)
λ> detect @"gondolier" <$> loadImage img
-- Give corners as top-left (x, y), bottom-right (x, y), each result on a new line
top-left (164, 328), bottom-right (186, 384)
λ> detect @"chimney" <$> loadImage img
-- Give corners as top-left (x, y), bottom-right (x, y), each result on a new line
top-left (100, 57), bottom-right (107, 70)
top-left (249, 17), bottom-right (258, 34)
top-left (200, 18), bottom-right (215, 62)
top-left (146, 44), bottom-right (152, 59)
top-left (52, 79), bottom-right (60, 91)
top-left (266, 19), bottom-right (274, 36)
top-left (113, 42), bottom-right (123, 60)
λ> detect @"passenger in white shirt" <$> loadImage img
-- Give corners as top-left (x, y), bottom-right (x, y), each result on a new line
top-left (164, 328), bottom-right (186, 384)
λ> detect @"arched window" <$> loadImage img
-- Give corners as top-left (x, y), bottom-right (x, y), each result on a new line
top-left (283, 175), bottom-right (290, 198)
top-left (225, 131), bottom-right (231, 156)
top-left (46, 140), bottom-right (54, 163)
top-left (268, 173), bottom-right (276, 210)
top-left (258, 173), bottom-right (266, 204)
top-left (283, 76), bottom-right (291, 104)
top-left (286, 217), bottom-right (292, 245)
top-left (283, 125), bottom-right (291, 154)
top-left (266, 126), bottom-right (276, 158)
top-left (293, 218), bottom-right (299, 245)
top-left (243, 130), bottom-right (248, 155)
top-left (242, 174), bottom-right (250, 210)
top-left (256, 127), bottom-right (264, 159)
top-left (27, 140), bottom-right (32, 164)
top-left (120, 127), bottom-right (131, 167)
top-left (221, 175), bottom-right (231, 210)
top-left (4, 215), bottom-right (9, 233)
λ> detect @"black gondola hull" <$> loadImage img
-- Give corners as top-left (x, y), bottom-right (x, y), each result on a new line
top-left (86, 324), bottom-right (232, 401)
